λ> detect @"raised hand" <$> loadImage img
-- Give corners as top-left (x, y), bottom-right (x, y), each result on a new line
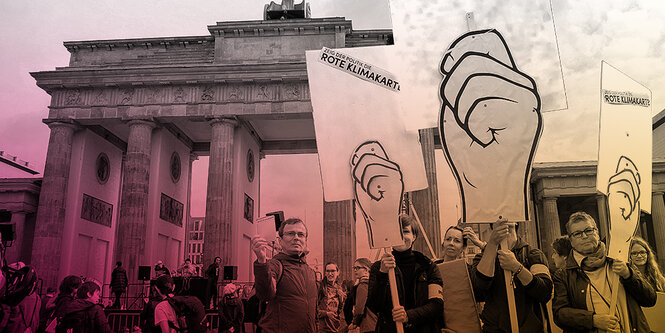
top-left (439, 29), bottom-right (542, 222)
top-left (351, 141), bottom-right (405, 249)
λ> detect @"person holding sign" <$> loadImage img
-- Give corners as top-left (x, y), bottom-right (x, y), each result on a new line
top-left (251, 218), bottom-right (318, 333)
top-left (552, 212), bottom-right (656, 332)
top-left (470, 220), bottom-right (552, 332)
top-left (366, 215), bottom-right (444, 333)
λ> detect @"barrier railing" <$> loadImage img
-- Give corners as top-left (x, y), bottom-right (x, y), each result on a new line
top-left (106, 310), bottom-right (223, 333)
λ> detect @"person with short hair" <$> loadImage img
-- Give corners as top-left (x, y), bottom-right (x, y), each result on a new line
top-left (155, 261), bottom-right (170, 278)
top-left (553, 212), bottom-right (656, 332)
top-left (110, 261), bottom-right (128, 309)
top-left (153, 275), bottom-right (178, 333)
top-left (58, 281), bottom-right (111, 333)
top-left (366, 215), bottom-right (444, 333)
top-left (551, 236), bottom-right (572, 271)
top-left (251, 217), bottom-right (318, 332)
top-left (628, 236), bottom-right (665, 292)
top-left (470, 219), bottom-right (552, 332)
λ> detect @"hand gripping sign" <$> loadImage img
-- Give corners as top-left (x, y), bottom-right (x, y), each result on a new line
top-left (439, 29), bottom-right (543, 223)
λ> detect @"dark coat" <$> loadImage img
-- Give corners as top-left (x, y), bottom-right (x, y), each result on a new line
top-left (470, 238), bottom-right (553, 333)
top-left (110, 267), bottom-right (128, 292)
top-left (57, 299), bottom-right (111, 333)
top-left (552, 254), bottom-right (656, 333)
top-left (219, 296), bottom-right (244, 333)
top-left (253, 252), bottom-right (318, 333)
top-left (367, 249), bottom-right (444, 333)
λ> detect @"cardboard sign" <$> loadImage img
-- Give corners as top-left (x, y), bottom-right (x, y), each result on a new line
top-left (438, 30), bottom-right (543, 223)
top-left (597, 61), bottom-right (652, 261)
top-left (386, 0), bottom-right (567, 130)
top-left (305, 46), bottom-right (428, 203)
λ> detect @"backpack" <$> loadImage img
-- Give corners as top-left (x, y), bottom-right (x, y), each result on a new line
top-left (56, 305), bottom-right (95, 333)
top-left (166, 296), bottom-right (206, 333)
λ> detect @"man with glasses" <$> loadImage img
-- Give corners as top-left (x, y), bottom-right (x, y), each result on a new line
top-left (252, 218), bottom-right (318, 332)
top-left (552, 212), bottom-right (656, 332)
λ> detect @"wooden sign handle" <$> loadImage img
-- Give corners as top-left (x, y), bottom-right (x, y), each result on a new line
top-left (500, 239), bottom-right (519, 333)
top-left (388, 267), bottom-right (405, 333)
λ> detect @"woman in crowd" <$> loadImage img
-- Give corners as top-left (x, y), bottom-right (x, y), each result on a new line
top-left (347, 258), bottom-right (376, 333)
top-left (629, 236), bottom-right (665, 292)
top-left (436, 225), bottom-right (484, 263)
top-left (219, 283), bottom-right (244, 333)
top-left (317, 262), bottom-right (345, 333)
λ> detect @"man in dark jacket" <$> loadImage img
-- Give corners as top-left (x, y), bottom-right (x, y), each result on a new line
top-left (110, 261), bottom-right (128, 309)
top-left (553, 212), bottom-right (656, 332)
top-left (251, 217), bottom-right (318, 333)
top-left (470, 219), bottom-right (553, 332)
top-left (367, 215), bottom-right (444, 333)
top-left (205, 257), bottom-right (222, 309)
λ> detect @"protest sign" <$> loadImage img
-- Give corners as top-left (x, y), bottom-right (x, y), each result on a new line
top-left (438, 29), bottom-right (543, 223)
top-left (387, 0), bottom-right (567, 130)
top-left (305, 46), bottom-right (427, 203)
top-left (597, 61), bottom-right (652, 261)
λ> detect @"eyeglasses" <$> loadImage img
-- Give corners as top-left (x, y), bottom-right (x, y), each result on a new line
top-left (569, 227), bottom-right (597, 239)
top-left (630, 250), bottom-right (647, 257)
top-left (325, 269), bottom-right (338, 273)
top-left (282, 231), bottom-right (307, 239)
top-left (352, 266), bottom-right (366, 271)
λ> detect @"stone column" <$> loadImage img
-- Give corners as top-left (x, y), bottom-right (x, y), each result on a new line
top-left (203, 118), bottom-right (236, 268)
top-left (32, 121), bottom-right (78, 289)
top-left (651, 192), bottom-right (665, 270)
top-left (323, 200), bottom-right (356, 282)
top-left (115, 119), bottom-right (156, 283)
top-left (539, 197), bottom-right (561, 257)
top-left (410, 128), bottom-right (441, 259)
top-left (596, 195), bottom-right (610, 241)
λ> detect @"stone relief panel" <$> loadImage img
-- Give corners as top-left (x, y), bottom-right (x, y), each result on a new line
top-left (119, 88), bottom-right (135, 105)
top-left (253, 84), bottom-right (275, 102)
top-left (200, 85), bottom-right (215, 102)
top-left (226, 85), bottom-right (245, 102)
top-left (145, 87), bottom-right (164, 104)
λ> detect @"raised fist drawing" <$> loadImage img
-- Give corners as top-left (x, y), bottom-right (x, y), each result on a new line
top-left (607, 156), bottom-right (641, 258)
top-left (351, 141), bottom-right (405, 248)
top-left (439, 29), bottom-right (543, 222)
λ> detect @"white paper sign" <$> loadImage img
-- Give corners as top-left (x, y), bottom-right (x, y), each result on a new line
top-left (597, 61), bottom-right (652, 261)
top-left (306, 46), bottom-right (428, 203)
top-left (439, 30), bottom-right (543, 223)
top-left (387, 0), bottom-right (567, 130)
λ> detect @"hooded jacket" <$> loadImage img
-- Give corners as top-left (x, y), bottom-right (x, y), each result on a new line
top-left (552, 254), bottom-right (656, 333)
top-left (254, 252), bottom-right (318, 333)
top-left (56, 299), bottom-right (111, 333)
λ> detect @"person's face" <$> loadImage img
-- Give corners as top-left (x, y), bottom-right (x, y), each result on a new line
top-left (325, 264), bottom-right (339, 282)
top-left (551, 252), bottom-right (567, 269)
top-left (443, 228), bottom-right (464, 259)
top-left (279, 222), bottom-right (308, 255)
top-left (88, 289), bottom-right (101, 304)
top-left (630, 243), bottom-right (648, 266)
top-left (394, 225), bottom-right (416, 252)
top-left (353, 262), bottom-right (369, 280)
top-left (568, 219), bottom-right (599, 255)
top-left (215, 258), bottom-right (221, 264)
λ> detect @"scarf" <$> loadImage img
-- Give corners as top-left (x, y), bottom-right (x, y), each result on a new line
top-left (581, 242), bottom-right (607, 271)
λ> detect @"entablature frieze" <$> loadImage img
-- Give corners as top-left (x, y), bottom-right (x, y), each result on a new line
top-left (44, 80), bottom-right (310, 110)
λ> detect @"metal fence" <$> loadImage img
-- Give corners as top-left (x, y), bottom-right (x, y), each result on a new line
top-left (106, 310), bottom-right (260, 333)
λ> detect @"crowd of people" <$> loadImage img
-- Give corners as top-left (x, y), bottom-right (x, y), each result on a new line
top-left (1, 210), bottom-right (664, 332)
top-left (250, 213), bottom-right (664, 333)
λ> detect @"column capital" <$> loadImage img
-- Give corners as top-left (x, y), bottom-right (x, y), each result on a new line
top-left (125, 118), bottom-right (157, 129)
top-left (542, 196), bottom-right (559, 202)
top-left (208, 116), bottom-right (238, 128)
top-left (43, 119), bottom-right (80, 131)
top-left (652, 191), bottom-right (664, 196)
top-left (190, 153), bottom-right (199, 163)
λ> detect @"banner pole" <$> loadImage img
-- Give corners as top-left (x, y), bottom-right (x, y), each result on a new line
top-left (385, 247), bottom-right (405, 333)
top-left (500, 239), bottom-right (519, 333)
